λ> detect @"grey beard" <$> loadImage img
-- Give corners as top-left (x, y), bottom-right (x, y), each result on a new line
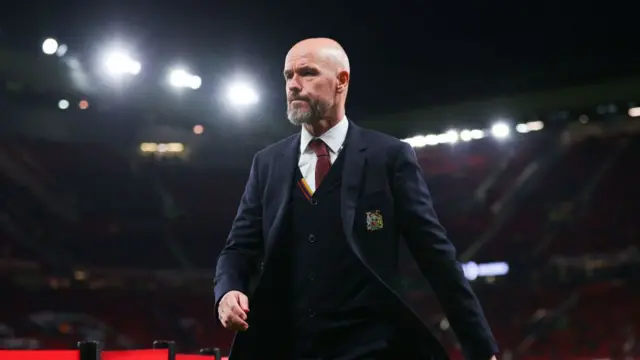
top-left (287, 100), bottom-right (330, 126)
top-left (287, 108), bottom-right (317, 125)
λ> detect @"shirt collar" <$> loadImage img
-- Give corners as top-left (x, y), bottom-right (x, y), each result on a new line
top-left (300, 116), bottom-right (349, 155)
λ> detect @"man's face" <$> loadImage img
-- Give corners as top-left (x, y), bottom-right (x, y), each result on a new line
top-left (283, 51), bottom-right (336, 125)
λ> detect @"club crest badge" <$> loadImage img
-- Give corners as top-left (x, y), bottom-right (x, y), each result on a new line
top-left (365, 210), bottom-right (384, 231)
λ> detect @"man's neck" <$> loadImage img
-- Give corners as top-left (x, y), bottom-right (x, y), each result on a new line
top-left (304, 113), bottom-right (344, 137)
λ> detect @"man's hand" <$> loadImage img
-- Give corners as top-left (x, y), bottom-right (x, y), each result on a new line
top-left (218, 290), bottom-right (250, 331)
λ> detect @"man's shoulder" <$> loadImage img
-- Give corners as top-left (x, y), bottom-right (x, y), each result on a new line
top-left (359, 126), bottom-right (408, 152)
top-left (255, 132), bottom-right (299, 159)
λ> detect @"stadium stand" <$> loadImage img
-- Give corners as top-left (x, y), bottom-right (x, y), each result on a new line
top-left (1, 21), bottom-right (639, 359)
top-left (543, 136), bottom-right (640, 256)
top-left (1, 43), bottom-right (639, 357)
top-left (401, 131), bottom-right (548, 257)
top-left (1, 119), bottom-right (639, 359)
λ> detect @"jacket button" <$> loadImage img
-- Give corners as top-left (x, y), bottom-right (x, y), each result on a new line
top-left (310, 198), bottom-right (318, 205)
top-left (308, 234), bottom-right (316, 243)
top-left (307, 309), bottom-right (316, 318)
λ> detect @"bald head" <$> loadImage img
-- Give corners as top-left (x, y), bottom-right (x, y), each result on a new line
top-left (284, 38), bottom-right (350, 126)
top-left (287, 38), bottom-right (350, 73)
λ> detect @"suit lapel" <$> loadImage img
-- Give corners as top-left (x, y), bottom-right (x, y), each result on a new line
top-left (265, 134), bottom-right (299, 253)
top-left (265, 124), bottom-right (367, 255)
top-left (341, 122), bottom-right (367, 246)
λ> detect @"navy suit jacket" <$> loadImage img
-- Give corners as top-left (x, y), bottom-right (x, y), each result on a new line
top-left (215, 121), bottom-right (498, 360)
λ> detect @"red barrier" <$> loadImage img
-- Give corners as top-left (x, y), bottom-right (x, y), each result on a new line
top-left (177, 356), bottom-right (209, 360)
top-left (103, 349), bottom-right (169, 360)
top-left (0, 350), bottom-right (78, 360)
top-left (0, 349), bottom-right (232, 360)
top-left (0, 342), bottom-right (226, 360)
top-left (2, 347), bottom-right (631, 360)
top-left (0, 349), bottom-right (170, 360)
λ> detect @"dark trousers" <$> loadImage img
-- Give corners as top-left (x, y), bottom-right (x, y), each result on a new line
top-left (292, 325), bottom-right (412, 360)
top-left (291, 331), bottom-right (426, 360)
top-left (296, 342), bottom-right (391, 360)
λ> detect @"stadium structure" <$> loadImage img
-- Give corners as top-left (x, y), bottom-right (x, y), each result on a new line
top-left (0, 38), bottom-right (638, 360)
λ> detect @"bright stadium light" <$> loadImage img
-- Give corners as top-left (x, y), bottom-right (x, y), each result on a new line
top-left (103, 51), bottom-right (141, 76)
top-left (168, 69), bottom-right (201, 90)
top-left (438, 130), bottom-right (459, 144)
top-left (42, 38), bottom-right (59, 55)
top-left (491, 122), bottom-right (511, 138)
top-left (460, 129), bottom-right (474, 141)
top-left (58, 99), bottom-right (69, 110)
top-left (225, 82), bottom-right (259, 107)
top-left (56, 44), bottom-right (68, 57)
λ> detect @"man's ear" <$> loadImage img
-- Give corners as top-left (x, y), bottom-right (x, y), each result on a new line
top-left (336, 70), bottom-right (349, 93)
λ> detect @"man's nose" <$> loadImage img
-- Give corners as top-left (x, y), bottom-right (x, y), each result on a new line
top-left (287, 77), bottom-right (302, 93)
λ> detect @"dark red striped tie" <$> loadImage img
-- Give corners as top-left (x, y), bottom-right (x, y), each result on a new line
top-left (309, 139), bottom-right (331, 189)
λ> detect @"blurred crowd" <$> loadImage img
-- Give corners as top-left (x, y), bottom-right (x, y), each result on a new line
top-left (0, 117), bottom-right (638, 360)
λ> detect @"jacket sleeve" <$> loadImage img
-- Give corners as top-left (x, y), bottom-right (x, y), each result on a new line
top-left (392, 142), bottom-right (498, 360)
top-left (214, 153), bottom-right (264, 307)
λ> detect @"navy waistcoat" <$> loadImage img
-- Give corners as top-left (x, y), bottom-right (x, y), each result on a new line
top-left (286, 145), bottom-right (394, 356)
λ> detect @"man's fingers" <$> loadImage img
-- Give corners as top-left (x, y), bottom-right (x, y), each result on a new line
top-left (216, 291), bottom-right (250, 331)
top-left (221, 313), bottom-right (248, 331)
top-left (229, 303), bottom-right (247, 320)
top-left (237, 293), bottom-right (250, 312)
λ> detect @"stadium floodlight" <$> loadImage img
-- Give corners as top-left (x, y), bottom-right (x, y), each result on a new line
top-left (470, 129), bottom-right (485, 139)
top-left (462, 261), bottom-right (509, 281)
top-left (42, 38), bottom-right (59, 55)
top-left (439, 129), bottom-right (459, 144)
top-left (56, 44), bottom-right (68, 57)
top-left (193, 125), bottom-right (204, 135)
top-left (491, 122), bottom-right (510, 138)
top-left (103, 51), bottom-right (141, 76)
top-left (168, 69), bottom-right (202, 90)
top-left (225, 82), bottom-right (259, 107)
top-left (460, 129), bottom-right (473, 142)
top-left (58, 99), bottom-right (69, 110)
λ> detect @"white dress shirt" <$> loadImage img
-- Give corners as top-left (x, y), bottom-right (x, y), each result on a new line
top-left (298, 117), bottom-right (349, 193)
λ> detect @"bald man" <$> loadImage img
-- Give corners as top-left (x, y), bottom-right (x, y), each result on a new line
top-left (215, 38), bottom-right (498, 360)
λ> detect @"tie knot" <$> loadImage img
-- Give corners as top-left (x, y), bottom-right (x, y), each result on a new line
top-left (309, 139), bottom-right (330, 157)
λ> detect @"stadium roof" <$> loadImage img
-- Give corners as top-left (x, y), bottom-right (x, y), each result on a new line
top-left (2, 42), bottom-right (640, 140)
top-left (367, 77), bottom-right (640, 137)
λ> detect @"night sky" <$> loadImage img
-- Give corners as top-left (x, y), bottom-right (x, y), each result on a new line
top-left (0, 0), bottom-right (636, 119)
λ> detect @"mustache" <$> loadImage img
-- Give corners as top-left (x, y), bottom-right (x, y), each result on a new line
top-left (288, 96), bottom-right (310, 103)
